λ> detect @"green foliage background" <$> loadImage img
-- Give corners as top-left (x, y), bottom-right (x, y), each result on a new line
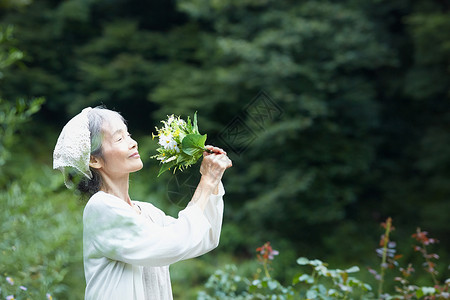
top-left (1, 0), bottom-right (449, 298)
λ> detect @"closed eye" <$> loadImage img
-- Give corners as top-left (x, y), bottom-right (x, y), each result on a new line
top-left (117, 133), bottom-right (131, 142)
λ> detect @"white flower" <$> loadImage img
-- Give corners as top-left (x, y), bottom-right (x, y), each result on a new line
top-left (165, 140), bottom-right (178, 151)
top-left (165, 156), bottom-right (177, 163)
top-left (6, 277), bottom-right (14, 285)
top-left (176, 118), bottom-right (186, 127)
top-left (158, 134), bottom-right (177, 150)
top-left (158, 133), bottom-right (171, 146)
top-left (167, 115), bottom-right (175, 125)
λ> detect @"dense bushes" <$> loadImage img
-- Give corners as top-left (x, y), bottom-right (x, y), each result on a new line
top-left (0, 126), bottom-right (85, 299)
top-left (0, 174), bottom-right (85, 300)
top-left (198, 221), bottom-right (449, 300)
top-left (1, 33), bottom-right (84, 298)
top-left (0, 100), bottom-right (84, 299)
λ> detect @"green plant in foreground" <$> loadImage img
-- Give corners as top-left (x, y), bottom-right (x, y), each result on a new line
top-left (0, 276), bottom-right (53, 300)
top-left (391, 228), bottom-right (449, 300)
top-left (368, 217), bottom-right (402, 298)
top-left (294, 257), bottom-right (373, 299)
top-left (0, 176), bottom-right (84, 300)
top-left (198, 242), bottom-right (372, 299)
top-left (200, 218), bottom-right (449, 300)
top-left (198, 243), bottom-right (294, 299)
top-left (369, 218), bottom-right (449, 300)
top-left (256, 242), bottom-right (279, 279)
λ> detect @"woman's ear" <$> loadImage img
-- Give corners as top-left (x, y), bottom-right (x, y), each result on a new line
top-left (89, 155), bottom-right (102, 169)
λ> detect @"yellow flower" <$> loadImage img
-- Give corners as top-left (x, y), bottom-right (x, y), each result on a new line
top-left (174, 129), bottom-right (180, 138)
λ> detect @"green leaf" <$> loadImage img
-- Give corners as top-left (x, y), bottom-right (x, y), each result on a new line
top-left (345, 266), bottom-right (360, 273)
top-left (309, 259), bottom-right (323, 267)
top-left (297, 257), bottom-right (310, 265)
top-left (306, 290), bottom-right (317, 299)
top-left (157, 160), bottom-right (177, 177)
top-left (328, 288), bottom-right (338, 296)
top-left (419, 287), bottom-right (436, 296)
top-left (267, 280), bottom-right (278, 290)
top-left (176, 152), bottom-right (190, 164)
top-left (193, 111), bottom-right (199, 134)
top-left (182, 133), bottom-right (207, 156)
top-left (416, 289), bottom-right (424, 298)
top-left (178, 131), bottom-right (186, 142)
top-left (318, 284), bottom-right (328, 294)
top-left (341, 272), bottom-right (348, 284)
top-left (298, 274), bottom-right (313, 284)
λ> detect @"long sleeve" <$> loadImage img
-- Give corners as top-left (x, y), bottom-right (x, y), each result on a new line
top-left (181, 181), bottom-right (225, 259)
top-left (137, 181), bottom-right (225, 261)
top-left (83, 191), bottom-right (211, 268)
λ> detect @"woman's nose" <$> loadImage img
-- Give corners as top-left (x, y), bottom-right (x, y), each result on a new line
top-left (129, 137), bottom-right (138, 149)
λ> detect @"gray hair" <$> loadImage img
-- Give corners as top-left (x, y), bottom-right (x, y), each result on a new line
top-left (77, 106), bottom-right (125, 196)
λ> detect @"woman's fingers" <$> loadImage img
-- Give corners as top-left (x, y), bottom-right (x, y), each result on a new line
top-left (201, 145), bottom-right (232, 178)
top-left (214, 154), bottom-right (233, 170)
top-left (207, 153), bottom-right (232, 169)
top-left (200, 152), bottom-right (232, 177)
top-left (217, 154), bottom-right (232, 169)
top-left (204, 145), bottom-right (227, 156)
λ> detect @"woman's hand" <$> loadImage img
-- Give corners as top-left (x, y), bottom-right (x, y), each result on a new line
top-left (191, 146), bottom-right (232, 209)
top-left (200, 145), bottom-right (232, 186)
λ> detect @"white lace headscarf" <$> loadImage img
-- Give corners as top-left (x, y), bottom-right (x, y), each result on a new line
top-left (53, 107), bottom-right (93, 187)
top-left (53, 107), bottom-right (126, 189)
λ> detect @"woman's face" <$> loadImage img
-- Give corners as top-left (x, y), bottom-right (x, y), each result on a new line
top-left (97, 116), bottom-right (143, 177)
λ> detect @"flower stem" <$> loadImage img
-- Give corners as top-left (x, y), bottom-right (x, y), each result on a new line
top-left (416, 228), bottom-right (438, 285)
top-left (263, 261), bottom-right (271, 279)
top-left (378, 217), bottom-right (392, 299)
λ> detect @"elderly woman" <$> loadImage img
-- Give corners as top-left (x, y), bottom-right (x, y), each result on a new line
top-left (53, 107), bottom-right (232, 300)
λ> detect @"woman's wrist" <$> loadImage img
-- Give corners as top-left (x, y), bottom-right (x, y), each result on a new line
top-left (190, 175), bottom-right (218, 211)
top-left (200, 174), bottom-right (219, 194)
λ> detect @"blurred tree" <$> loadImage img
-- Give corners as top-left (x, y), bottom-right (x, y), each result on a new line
top-left (1, 23), bottom-right (83, 300)
top-left (0, 0), bottom-right (188, 130)
top-left (0, 25), bottom-right (44, 175)
top-left (148, 0), bottom-right (395, 260)
top-left (367, 0), bottom-right (450, 238)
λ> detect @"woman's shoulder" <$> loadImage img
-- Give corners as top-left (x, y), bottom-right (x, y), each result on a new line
top-left (84, 191), bottom-right (129, 215)
top-left (83, 192), bottom-right (138, 230)
top-left (86, 191), bottom-right (111, 206)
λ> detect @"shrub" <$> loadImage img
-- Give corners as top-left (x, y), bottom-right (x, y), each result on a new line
top-left (0, 168), bottom-right (85, 300)
top-left (198, 219), bottom-right (449, 299)
top-left (0, 49), bottom-right (84, 298)
top-left (368, 218), bottom-right (449, 299)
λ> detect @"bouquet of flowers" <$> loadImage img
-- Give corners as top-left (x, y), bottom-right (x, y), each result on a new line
top-left (151, 113), bottom-right (211, 177)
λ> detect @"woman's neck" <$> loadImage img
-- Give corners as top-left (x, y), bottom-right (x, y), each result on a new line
top-left (100, 174), bottom-right (132, 206)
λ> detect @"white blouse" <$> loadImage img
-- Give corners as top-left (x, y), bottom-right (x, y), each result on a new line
top-left (83, 183), bottom-right (225, 300)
